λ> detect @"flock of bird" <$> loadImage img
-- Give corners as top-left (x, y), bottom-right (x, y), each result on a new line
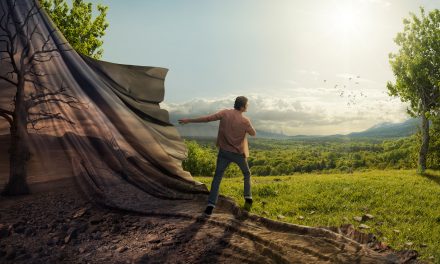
top-left (323, 75), bottom-right (369, 106)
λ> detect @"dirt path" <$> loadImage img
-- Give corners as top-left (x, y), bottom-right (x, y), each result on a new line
top-left (0, 178), bottom-right (421, 264)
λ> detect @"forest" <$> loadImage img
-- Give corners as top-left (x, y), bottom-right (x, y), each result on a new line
top-left (183, 126), bottom-right (440, 177)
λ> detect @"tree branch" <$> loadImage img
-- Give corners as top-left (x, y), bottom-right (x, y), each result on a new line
top-left (28, 111), bottom-right (75, 130)
top-left (0, 75), bottom-right (17, 86)
top-left (0, 107), bottom-right (13, 126)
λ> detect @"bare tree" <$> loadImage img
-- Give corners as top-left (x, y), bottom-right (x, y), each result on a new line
top-left (0, 0), bottom-right (80, 195)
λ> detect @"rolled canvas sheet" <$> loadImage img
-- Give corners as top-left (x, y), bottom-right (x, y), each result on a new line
top-left (0, 0), bottom-right (208, 205)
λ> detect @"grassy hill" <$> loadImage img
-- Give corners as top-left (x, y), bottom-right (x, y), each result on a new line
top-left (195, 170), bottom-right (440, 263)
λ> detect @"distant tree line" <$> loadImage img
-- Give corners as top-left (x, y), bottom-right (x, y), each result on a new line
top-left (183, 135), bottom-right (440, 177)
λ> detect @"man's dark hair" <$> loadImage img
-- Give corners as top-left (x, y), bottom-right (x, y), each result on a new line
top-left (234, 96), bottom-right (248, 110)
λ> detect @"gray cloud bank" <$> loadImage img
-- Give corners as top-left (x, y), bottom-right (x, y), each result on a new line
top-left (163, 94), bottom-right (409, 136)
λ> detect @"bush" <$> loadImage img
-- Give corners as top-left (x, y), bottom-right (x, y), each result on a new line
top-left (182, 140), bottom-right (216, 176)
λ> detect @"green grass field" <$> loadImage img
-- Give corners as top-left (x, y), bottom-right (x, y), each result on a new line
top-left (195, 170), bottom-right (440, 263)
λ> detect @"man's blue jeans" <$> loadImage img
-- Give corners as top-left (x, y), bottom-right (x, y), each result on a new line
top-left (208, 148), bottom-right (252, 207)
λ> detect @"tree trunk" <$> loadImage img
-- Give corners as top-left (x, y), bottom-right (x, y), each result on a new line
top-left (3, 125), bottom-right (30, 195)
top-left (418, 112), bottom-right (430, 174)
top-left (2, 76), bottom-right (30, 195)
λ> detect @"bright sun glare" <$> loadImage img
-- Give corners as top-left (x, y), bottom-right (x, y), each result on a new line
top-left (327, 5), bottom-right (363, 36)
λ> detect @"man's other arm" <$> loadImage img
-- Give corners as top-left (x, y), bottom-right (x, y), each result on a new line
top-left (246, 120), bottom-right (256, 136)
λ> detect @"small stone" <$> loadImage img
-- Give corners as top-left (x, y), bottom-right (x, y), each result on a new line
top-left (353, 216), bottom-right (363, 222)
top-left (72, 208), bottom-right (88, 219)
top-left (262, 211), bottom-right (269, 216)
top-left (151, 245), bottom-right (160, 250)
top-left (359, 224), bottom-right (370, 229)
top-left (64, 227), bottom-right (78, 243)
top-left (393, 229), bottom-right (400, 233)
top-left (277, 214), bottom-right (285, 220)
top-left (342, 217), bottom-right (349, 222)
top-left (89, 215), bottom-right (103, 225)
top-left (308, 211), bottom-right (315, 215)
top-left (362, 214), bottom-right (374, 221)
top-left (162, 241), bottom-right (174, 246)
top-left (404, 242), bottom-right (413, 247)
top-left (116, 246), bottom-right (127, 253)
top-left (420, 243), bottom-right (428, 248)
top-left (298, 216), bottom-right (304, 220)
top-left (79, 247), bottom-right (86, 254)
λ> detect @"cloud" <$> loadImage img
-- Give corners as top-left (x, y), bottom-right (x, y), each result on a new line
top-left (163, 92), bottom-right (409, 136)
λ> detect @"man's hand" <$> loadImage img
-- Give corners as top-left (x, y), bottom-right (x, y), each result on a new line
top-left (178, 118), bottom-right (190, 125)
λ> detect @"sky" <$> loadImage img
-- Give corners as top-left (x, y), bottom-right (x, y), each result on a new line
top-left (87, 0), bottom-right (439, 135)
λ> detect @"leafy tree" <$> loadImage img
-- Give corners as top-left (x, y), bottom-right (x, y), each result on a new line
top-left (40, 0), bottom-right (109, 59)
top-left (387, 7), bottom-right (440, 173)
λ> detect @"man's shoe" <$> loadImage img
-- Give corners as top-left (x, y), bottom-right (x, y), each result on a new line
top-left (204, 205), bottom-right (214, 216)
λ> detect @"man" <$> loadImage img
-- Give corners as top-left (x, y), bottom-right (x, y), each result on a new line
top-left (178, 96), bottom-right (256, 216)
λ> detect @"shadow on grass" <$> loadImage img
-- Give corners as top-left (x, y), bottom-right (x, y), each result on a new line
top-left (420, 171), bottom-right (440, 186)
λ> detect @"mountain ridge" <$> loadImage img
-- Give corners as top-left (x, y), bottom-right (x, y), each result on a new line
top-left (174, 118), bottom-right (420, 140)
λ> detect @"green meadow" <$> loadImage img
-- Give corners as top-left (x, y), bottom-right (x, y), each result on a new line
top-left (195, 170), bottom-right (440, 262)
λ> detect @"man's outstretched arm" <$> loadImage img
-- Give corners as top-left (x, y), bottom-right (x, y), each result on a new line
top-left (178, 111), bottom-right (223, 124)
